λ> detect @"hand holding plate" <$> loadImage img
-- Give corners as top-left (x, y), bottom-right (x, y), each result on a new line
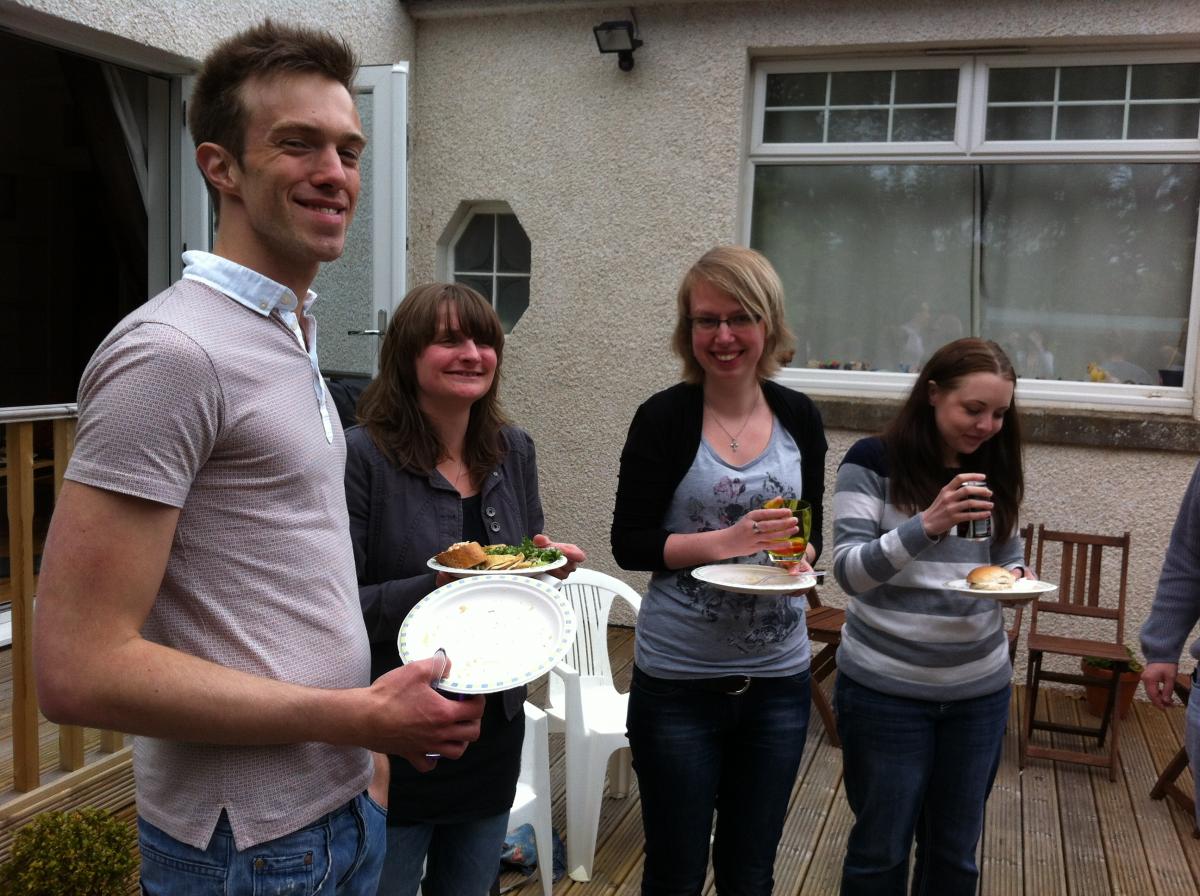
top-left (533, 533), bottom-right (586, 579)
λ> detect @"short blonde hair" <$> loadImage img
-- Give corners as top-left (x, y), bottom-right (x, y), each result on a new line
top-left (671, 246), bottom-right (796, 384)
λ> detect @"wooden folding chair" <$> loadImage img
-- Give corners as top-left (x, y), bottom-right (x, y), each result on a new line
top-left (1149, 669), bottom-right (1198, 836)
top-left (1019, 525), bottom-right (1132, 781)
top-left (806, 586), bottom-right (844, 748)
top-left (1006, 523), bottom-right (1035, 665)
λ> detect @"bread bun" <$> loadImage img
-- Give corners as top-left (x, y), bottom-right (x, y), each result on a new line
top-left (966, 565), bottom-right (1016, 591)
top-left (436, 541), bottom-right (487, 569)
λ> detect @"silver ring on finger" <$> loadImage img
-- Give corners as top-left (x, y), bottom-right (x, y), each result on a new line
top-left (751, 520), bottom-right (761, 534)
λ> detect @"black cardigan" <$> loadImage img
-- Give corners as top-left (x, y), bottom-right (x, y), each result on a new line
top-left (610, 380), bottom-right (827, 572)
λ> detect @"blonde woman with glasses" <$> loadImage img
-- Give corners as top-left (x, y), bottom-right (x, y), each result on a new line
top-left (610, 245), bottom-right (827, 895)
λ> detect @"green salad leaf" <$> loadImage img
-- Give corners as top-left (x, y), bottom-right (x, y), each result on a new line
top-left (483, 537), bottom-right (563, 564)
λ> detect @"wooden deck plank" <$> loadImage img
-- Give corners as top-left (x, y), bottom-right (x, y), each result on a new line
top-left (981, 685), bottom-right (1024, 896)
top-left (1127, 699), bottom-right (1200, 894)
top-left (1020, 688), bottom-right (1069, 896)
top-left (1046, 690), bottom-right (1110, 895)
top-left (1066, 696), bottom-right (1155, 896)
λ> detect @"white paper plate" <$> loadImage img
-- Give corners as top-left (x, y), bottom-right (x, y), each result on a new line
top-left (943, 578), bottom-right (1058, 602)
top-left (426, 554), bottom-right (568, 577)
top-left (398, 574), bottom-right (576, 693)
top-left (692, 564), bottom-right (816, 595)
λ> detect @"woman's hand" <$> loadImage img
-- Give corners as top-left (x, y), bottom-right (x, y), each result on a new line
top-left (921, 472), bottom-right (992, 539)
top-left (533, 533), bottom-right (586, 580)
top-left (723, 508), bottom-right (798, 560)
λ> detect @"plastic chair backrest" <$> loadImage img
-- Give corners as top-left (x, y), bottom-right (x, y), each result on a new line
top-left (557, 568), bottom-right (642, 680)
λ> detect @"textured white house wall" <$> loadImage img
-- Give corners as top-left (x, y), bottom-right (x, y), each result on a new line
top-left (1, 0), bottom-right (414, 67)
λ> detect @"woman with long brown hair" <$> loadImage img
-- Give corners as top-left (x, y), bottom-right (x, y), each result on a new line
top-left (832, 337), bottom-right (1029, 896)
top-left (345, 282), bottom-right (583, 896)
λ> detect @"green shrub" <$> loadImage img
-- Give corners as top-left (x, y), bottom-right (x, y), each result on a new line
top-left (1083, 644), bottom-right (1145, 674)
top-left (0, 808), bottom-right (136, 896)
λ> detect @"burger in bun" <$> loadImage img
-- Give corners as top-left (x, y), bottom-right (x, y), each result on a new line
top-left (435, 541), bottom-right (488, 570)
top-left (966, 565), bottom-right (1016, 591)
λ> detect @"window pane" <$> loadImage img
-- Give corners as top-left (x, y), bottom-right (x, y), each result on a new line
top-left (894, 69), bottom-right (958, 105)
top-left (1059, 65), bottom-right (1127, 101)
top-left (980, 163), bottom-right (1199, 385)
top-left (455, 214), bottom-right (494, 272)
top-left (456, 274), bottom-right (492, 301)
top-left (830, 70), bottom-right (892, 106)
top-left (496, 214), bottom-right (530, 273)
top-left (766, 72), bottom-right (826, 106)
top-left (750, 164), bottom-right (974, 373)
top-left (892, 107), bottom-right (956, 142)
top-left (1057, 104), bottom-right (1124, 139)
top-left (828, 109), bottom-right (888, 142)
top-left (986, 105), bottom-right (1053, 141)
top-left (764, 109), bottom-right (825, 142)
top-left (1128, 103), bottom-right (1200, 139)
top-left (496, 278), bottom-right (529, 332)
top-left (1131, 63), bottom-right (1200, 100)
top-left (989, 67), bottom-right (1056, 103)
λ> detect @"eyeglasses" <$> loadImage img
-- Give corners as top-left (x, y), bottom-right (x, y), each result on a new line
top-left (687, 313), bottom-right (762, 332)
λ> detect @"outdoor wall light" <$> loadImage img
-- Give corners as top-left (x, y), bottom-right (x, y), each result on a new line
top-left (593, 20), bottom-right (643, 71)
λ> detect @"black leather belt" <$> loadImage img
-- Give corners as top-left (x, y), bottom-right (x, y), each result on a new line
top-left (682, 675), bottom-right (752, 695)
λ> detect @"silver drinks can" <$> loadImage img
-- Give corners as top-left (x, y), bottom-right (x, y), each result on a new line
top-left (956, 479), bottom-right (992, 541)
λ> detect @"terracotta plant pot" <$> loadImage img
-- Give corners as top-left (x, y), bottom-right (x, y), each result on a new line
top-left (1081, 659), bottom-right (1140, 720)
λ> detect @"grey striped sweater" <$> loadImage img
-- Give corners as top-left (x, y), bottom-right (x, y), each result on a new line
top-left (832, 437), bottom-right (1023, 701)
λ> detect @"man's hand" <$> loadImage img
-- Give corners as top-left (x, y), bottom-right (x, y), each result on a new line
top-left (363, 658), bottom-right (484, 771)
top-left (1141, 661), bottom-right (1179, 709)
top-left (533, 533), bottom-right (586, 580)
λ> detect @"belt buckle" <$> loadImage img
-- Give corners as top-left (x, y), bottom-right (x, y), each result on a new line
top-left (729, 675), bottom-right (751, 695)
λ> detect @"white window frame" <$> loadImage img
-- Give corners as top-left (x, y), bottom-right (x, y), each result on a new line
top-left (746, 49), bottom-right (1200, 414)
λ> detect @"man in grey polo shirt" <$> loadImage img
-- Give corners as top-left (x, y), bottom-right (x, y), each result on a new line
top-left (32, 20), bottom-right (483, 894)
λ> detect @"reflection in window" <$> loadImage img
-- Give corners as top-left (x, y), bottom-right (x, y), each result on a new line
top-left (750, 163), bottom-right (1199, 384)
top-left (986, 62), bottom-right (1200, 141)
top-left (451, 212), bottom-right (531, 331)
top-left (763, 67), bottom-right (959, 144)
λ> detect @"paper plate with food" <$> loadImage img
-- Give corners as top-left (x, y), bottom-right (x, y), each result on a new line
top-left (691, 563), bottom-right (817, 595)
top-left (398, 574), bottom-right (576, 693)
top-left (944, 565), bottom-right (1058, 602)
top-left (427, 538), bottom-right (568, 577)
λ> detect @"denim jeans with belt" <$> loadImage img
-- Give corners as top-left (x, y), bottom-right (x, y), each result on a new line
top-left (626, 664), bottom-right (811, 896)
top-left (138, 791), bottom-right (387, 895)
top-left (835, 673), bottom-right (1010, 896)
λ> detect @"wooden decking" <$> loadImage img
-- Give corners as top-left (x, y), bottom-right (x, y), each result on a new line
top-left (509, 626), bottom-right (1200, 896)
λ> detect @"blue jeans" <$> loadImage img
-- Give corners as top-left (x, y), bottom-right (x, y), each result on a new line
top-left (627, 665), bottom-right (811, 896)
top-left (835, 673), bottom-right (1010, 896)
top-left (139, 792), bottom-right (387, 895)
top-left (376, 811), bottom-right (509, 896)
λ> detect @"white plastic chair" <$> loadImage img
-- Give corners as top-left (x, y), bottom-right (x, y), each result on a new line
top-left (507, 703), bottom-right (554, 896)
top-left (548, 568), bottom-right (642, 882)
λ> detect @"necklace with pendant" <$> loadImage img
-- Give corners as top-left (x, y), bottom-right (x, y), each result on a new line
top-left (441, 457), bottom-right (466, 489)
top-left (706, 393), bottom-right (759, 453)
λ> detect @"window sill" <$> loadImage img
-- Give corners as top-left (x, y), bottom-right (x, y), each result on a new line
top-left (817, 396), bottom-right (1200, 453)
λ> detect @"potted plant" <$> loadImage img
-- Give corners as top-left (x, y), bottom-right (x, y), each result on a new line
top-left (1081, 646), bottom-right (1144, 720)
top-left (0, 808), bottom-right (136, 895)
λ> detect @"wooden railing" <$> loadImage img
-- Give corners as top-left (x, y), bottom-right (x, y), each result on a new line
top-left (2, 415), bottom-right (128, 804)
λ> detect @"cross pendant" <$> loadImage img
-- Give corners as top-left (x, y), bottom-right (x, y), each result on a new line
top-left (730, 439), bottom-right (739, 452)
